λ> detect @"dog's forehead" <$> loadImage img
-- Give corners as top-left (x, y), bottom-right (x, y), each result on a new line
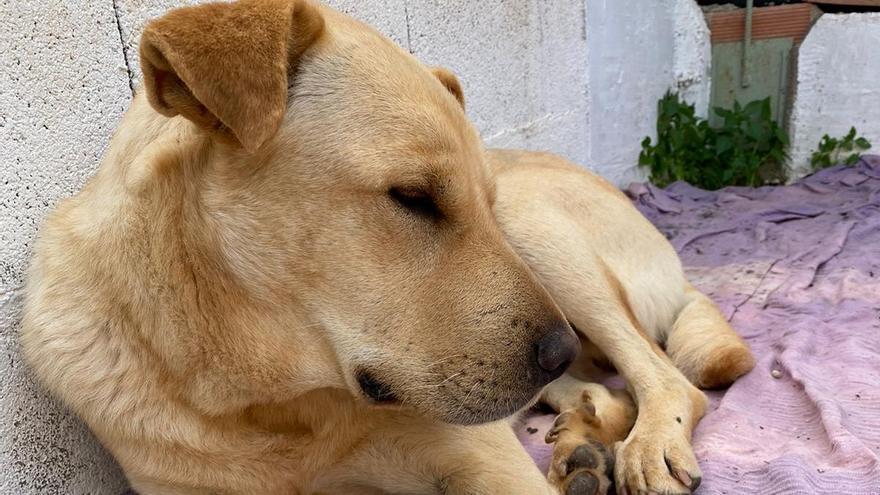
top-left (286, 14), bottom-right (489, 191)
top-left (306, 8), bottom-right (469, 128)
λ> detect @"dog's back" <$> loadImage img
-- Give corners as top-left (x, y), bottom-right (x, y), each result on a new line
top-left (489, 149), bottom-right (686, 339)
top-left (489, 149), bottom-right (754, 388)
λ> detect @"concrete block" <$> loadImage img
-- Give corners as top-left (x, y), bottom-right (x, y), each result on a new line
top-left (0, 0), bottom-right (133, 491)
top-left (0, 0), bottom-right (132, 292)
top-left (673, 0), bottom-right (712, 118)
top-left (585, 0), bottom-right (712, 186)
top-left (788, 13), bottom-right (880, 178)
top-left (407, 0), bottom-right (590, 167)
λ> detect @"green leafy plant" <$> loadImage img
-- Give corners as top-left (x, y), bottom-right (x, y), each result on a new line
top-left (810, 127), bottom-right (871, 170)
top-left (639, 91), bottom-right (789, 190)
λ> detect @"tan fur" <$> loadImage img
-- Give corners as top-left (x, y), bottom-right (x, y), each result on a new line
top-left (542, 376), bottom-right (635, 447)
top-left (141, 0), bottom-right (325, 151)
top-left (543, 377), bottom-right (635, 495)
top-left (490, 150), bottom-right (755, 493)
top-left (23, 2), bottom-right (568, 493)
top-left (666, 285), bottom-right (755, 389)
top-left (429, 66), bottom-right (465, 110)
top-left (20, 1), bottom-right (752, 494)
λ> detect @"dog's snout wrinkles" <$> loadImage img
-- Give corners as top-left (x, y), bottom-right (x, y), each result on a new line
top-left (535, 323), bottom-right (579, 381)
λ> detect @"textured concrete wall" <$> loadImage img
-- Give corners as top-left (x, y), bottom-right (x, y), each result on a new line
top-left (586, 0), bottom-right (711, 186)
top-left (788, 13), bottom-right (880, 178)
top-left (0, 1), bottom-right (134, 492)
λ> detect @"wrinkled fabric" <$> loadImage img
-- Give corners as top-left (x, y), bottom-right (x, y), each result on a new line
top-left (516, 156), bottom-right (880, 494)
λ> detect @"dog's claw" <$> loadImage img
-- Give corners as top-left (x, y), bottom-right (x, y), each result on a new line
top-left (672, 468), bottom-right (692, 490)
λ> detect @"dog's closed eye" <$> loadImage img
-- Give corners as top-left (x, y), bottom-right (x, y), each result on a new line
top-left (388, 187), bottom-right (443, 220)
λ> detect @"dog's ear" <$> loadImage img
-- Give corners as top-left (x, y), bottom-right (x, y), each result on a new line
top-left (139, 0), bottom-right (324, 152)
top-left (430, 67), bottom-right (465, 110)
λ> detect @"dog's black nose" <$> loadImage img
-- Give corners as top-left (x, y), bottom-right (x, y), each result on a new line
top-left (535, 323), bottom-right (579, 381)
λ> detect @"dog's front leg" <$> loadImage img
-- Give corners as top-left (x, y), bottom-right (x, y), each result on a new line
top-left (320, 417), bottom-right (556, 495)
top-left (430, 421), bottom-right (557, 495)
top-left (562, 291), bottom-right (707, 495)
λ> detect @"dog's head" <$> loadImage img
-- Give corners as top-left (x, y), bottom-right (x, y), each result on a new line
top-left (138, 0), bottom-right (578, 424)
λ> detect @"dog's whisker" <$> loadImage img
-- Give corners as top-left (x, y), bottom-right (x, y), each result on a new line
top-left (424, 353), bottom-right (467, 368)
top-left (408, 368), bottom-right (469, 391)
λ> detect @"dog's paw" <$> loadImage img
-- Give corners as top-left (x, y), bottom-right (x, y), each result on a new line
top-left (546, 401), bottom-right (615, 495)
top-left (552, 439), bottom-right (614, 495)
top-left (613, 425), bottom-right (701, 495)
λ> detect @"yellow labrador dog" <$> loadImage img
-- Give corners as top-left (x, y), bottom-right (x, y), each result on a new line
top-left (21, 1), bottom-right (753, 494)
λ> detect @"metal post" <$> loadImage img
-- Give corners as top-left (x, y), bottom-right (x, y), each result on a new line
top-left (742, 0), bottom-right (753, 88)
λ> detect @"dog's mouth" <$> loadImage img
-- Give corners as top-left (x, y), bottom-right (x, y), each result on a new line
top-left (356, 370), bottom-right (400, 404)
top-left (355, 367), bottom-right (538, 424)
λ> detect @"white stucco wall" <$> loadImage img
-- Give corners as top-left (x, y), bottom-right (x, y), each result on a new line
top-left (585, 0), bottom-right (711, 186)
top-left (0, 1), bottom-right (711, 493)
top-left (788, 13), bottom-right (880, 178)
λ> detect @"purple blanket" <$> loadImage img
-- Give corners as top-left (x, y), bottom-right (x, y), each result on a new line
top-left (516, 156), bottom-right (880, 494)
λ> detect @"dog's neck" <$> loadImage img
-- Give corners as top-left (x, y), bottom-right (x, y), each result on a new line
top-left (80, 95), bottom-right (345, 418)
